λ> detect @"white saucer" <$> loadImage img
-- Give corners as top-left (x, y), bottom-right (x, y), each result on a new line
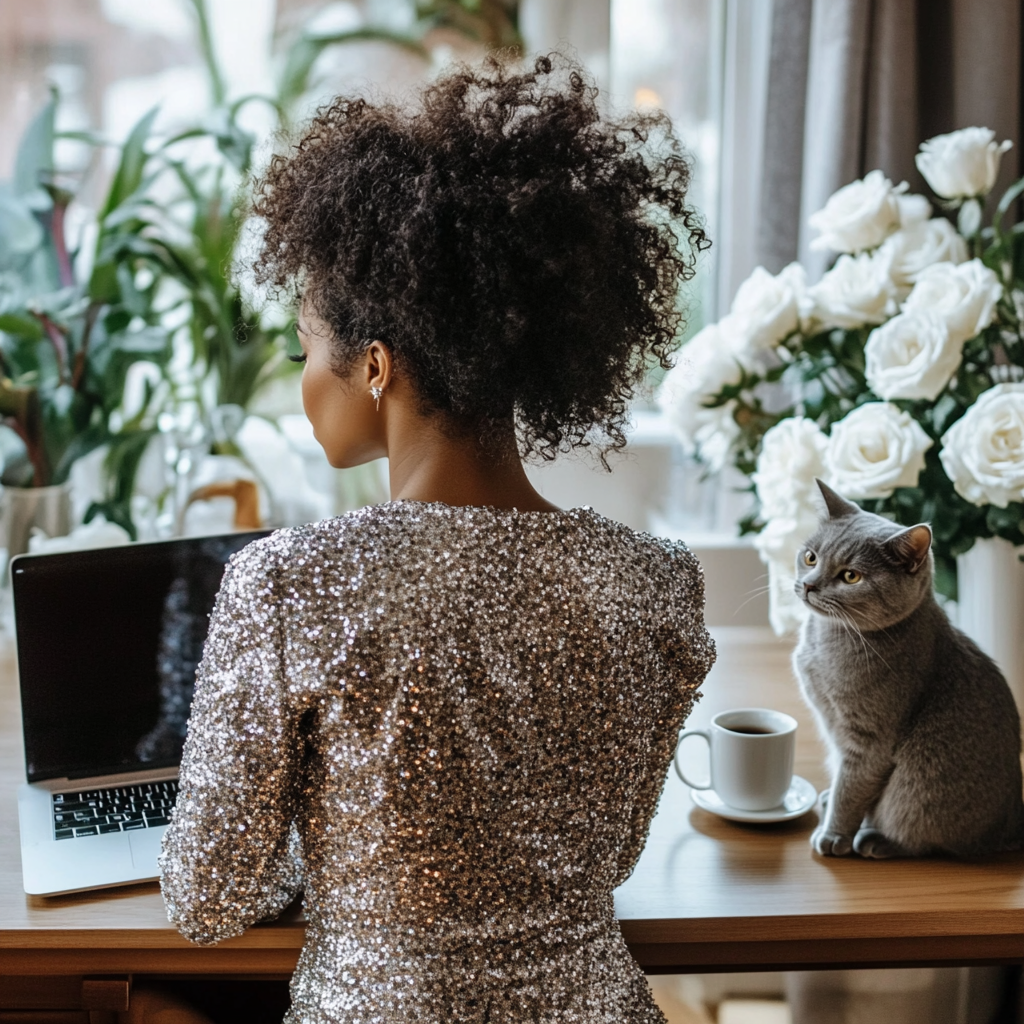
top-left (690, 776), bottom-right (818, 823)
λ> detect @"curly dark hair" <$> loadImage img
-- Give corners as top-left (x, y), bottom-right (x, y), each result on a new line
top-left (251, 52), bottom-right (708, 459)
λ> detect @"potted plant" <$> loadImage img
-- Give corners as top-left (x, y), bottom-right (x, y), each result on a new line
top-left (0, 0), bottom-right (527, 550)
top-left (0, 97), bottom-right (178, 551)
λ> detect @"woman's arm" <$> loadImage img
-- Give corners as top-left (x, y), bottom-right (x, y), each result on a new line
top-left (159, 542), bottom-right (304, 945)
top-left (612, 647), bottom-right (697, 886)
top-left (614, 546), bottom-right (714, 885)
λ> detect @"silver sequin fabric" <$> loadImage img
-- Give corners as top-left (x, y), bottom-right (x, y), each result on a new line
top-left (159, 501), bottom-right (714, 1023)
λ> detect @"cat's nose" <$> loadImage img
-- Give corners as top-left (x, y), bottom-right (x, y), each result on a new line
top-left (803, 581), bottom-right (816, 594)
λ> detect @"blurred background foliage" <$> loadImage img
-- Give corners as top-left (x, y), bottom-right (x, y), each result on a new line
top-left (0, 0), bottom-right (520, 535)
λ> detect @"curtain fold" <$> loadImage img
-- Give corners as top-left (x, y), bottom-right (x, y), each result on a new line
top-left (757, 0), bottom-right (813, 274)
top-left (863, 0), bottom-right (919, 192)
top-left (756, 0), bottom-right (1022, 280)
top-left (951, 0), bottom-right (1020, 201)
top-left (797, 0), bottom-right (873, 277)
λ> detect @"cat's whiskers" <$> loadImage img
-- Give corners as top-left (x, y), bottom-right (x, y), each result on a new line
top-left (818, 598), bottom-right (861, 651)
top-left (853, 606), bottom-right (897, 643)
top-left (833, 607), bottom-right (873, 666)
top-left (835, 604), bottom-right (895, 671)
top-left (734, 584), bottom-right (772, 615)
top-left (817, 597), bottom-right (880, 669)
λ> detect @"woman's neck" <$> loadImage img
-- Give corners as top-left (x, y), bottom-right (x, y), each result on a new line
top-left (384, 413), bottom-right (559, 513)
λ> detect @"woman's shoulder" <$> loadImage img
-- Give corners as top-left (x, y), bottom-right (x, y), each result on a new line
top-left (222, 507), bottom-right (392, 577)
top-left (581, 512), bottom-right (703, 573)
top-left (224, 504), bottom-right (703, 591)
top-left (586, 516), bottom-right (707, 616)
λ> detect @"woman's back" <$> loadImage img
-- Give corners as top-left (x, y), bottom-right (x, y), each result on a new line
top-left (159, 51), bottom-right (715, 1022)
top-left (161, 503), bottom-right (713, 1022)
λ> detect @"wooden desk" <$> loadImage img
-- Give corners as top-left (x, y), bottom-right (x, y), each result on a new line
top-left (2, 628), bottom-right (1023, 982)
top-left (617, 628), bottom-right (1024, 973)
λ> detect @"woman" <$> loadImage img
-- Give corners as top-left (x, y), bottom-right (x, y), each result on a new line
top-left (160, 54), bottom-right (714, 1023)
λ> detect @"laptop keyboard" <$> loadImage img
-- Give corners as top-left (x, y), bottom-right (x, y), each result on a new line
top-left (52, 779), bottom-right (178, 840)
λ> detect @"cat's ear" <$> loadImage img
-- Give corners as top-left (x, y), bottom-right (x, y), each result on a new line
top-left (815, 479), bottom-right (860, 520)
top-left (887, 524), bottom-right (932, 573)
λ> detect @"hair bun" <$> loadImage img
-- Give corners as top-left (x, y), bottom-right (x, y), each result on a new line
top-left (251, 52), bottom-right (709, 459)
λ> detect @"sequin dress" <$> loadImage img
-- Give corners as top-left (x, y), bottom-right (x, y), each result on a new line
top-left (160, 502), bottom-right (714, 1023)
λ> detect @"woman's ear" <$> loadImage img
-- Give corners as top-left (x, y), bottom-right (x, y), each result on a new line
top-left (364, 341), bottom-right (393, 391)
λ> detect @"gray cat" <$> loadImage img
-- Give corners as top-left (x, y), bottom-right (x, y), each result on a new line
top-left (792, 479), bottom-right (1024, 858)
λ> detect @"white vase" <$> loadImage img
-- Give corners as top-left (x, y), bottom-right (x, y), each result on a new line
top-left (956, 536), bottom-right (1024, 712)
top-left (0, 483), bottom-right (73, 560)
top-left (0, 483), bottom-right (73, 631)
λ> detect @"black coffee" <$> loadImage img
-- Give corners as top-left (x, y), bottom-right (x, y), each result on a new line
top-left (725, 725), bottom-right (775, 735)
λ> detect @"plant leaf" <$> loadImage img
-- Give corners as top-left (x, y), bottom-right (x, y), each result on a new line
top-left (995, 175), bottom-right (1024, 235)
top-left (114, 327), bottom-right (170, 354)
top-left (278, 29), bottom-right (428, 110)
top-left (14, 94), bottom-right (56, 204)
top-left (0, 313), bottom-right (44, 341)
top-left (100, 106), bottom-right (160, 220)
top-left (0, 190), bottom-right (45, 255)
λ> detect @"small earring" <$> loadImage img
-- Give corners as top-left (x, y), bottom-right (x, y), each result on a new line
top-left (370, 385), bottom-right (383, 411)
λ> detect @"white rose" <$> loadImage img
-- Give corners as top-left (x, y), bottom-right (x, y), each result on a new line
top-left (825, 402), bottom-right (932, 498)
top-left (883, 217), bottom-right (967, 295)
top-left (690, 407), bottom-right (741, 474)
top-left (730, 263), bottom-right (806, 354)
top-left (752, 423), bottom-right (829, 635)
top-left (940, 383), bottom-right (1024, 507)
top-left (807, 250), bottom-right (896, 330)
top-left (809, 170), bottom-right (905, 254)
top-left (916, 127), bottom-right (1013, 200)
top-left (753, 510), bottom-right (820, 636)
top-left (903, 258), bottom-right (1002, 345)
top-left (766, 558), bottom-right (809, 635)
top-left (658, 318), bottom-right (744, 404)
top-left (752, 417), bottom-right (828, 521)
top-left (657, 319), bottom-right (744, 471)
top-left (897, 193), bottom-right (932, 227)
top-left (765, 558), bottom-right (809, 636)
top-left (864, 310), bottom-right (962, 401)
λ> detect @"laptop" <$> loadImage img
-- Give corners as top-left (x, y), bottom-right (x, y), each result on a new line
top-left (14, 532), bottom-right (267, 896)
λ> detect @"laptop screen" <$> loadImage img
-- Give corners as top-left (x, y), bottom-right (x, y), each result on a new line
top-left (14, 532), bottom-right (268, 783)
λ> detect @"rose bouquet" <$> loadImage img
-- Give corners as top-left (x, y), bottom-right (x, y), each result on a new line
top-left (658, 127), bottom-right (1024, 633)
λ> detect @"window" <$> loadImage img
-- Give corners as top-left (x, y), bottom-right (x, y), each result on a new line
top-left (1, 0), bottom-right (747, 542)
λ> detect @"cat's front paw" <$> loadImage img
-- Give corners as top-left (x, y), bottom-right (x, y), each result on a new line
top-left (811, 826), bottom-right (853, 856)
top-left (853, 828), bottom-right (905, 859)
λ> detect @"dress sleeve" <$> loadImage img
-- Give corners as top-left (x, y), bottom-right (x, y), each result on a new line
top-left (159, 544), bottom-right (304, 946)
top-left (614, 545), bottom-right (715, 885)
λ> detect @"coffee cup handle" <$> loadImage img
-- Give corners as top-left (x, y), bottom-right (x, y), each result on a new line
top-left (673, 729), bottom-right (712, 789)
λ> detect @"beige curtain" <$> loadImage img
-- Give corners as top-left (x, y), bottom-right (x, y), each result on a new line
top-left (757, 0), bottom-right (1022, 279)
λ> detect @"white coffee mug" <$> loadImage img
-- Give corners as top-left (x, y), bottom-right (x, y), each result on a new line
top-left (674, 708), bottom-right (797, 811)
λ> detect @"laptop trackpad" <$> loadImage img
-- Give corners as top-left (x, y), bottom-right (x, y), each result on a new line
top-left (129, 827), bottom-right (166, 870)
top-left (22, 833), bottom-right (136, 896)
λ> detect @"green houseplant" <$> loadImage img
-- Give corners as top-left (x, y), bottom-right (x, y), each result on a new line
top-left (0, 97), bottom-right (175, 542)
top-left (0, 0), bottom-right (526, 545)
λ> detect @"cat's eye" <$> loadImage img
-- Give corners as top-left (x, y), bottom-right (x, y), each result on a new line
top-left (803, 551), bottom-right (817, 566)
top-left (841, 569), bottom-right (862, 584)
